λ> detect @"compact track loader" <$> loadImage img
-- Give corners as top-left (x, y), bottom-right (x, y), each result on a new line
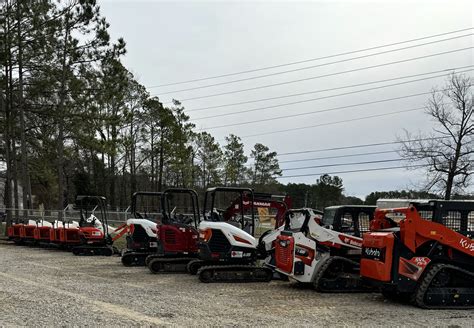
top-left (260, 208), bottom-right (323, 271)
top-left (274, 205), bottom-right (376, 292)
top-left (361, 200), bottom-right (474, 308)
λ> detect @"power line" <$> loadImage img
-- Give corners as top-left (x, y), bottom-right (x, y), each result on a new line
top-left (149, 27), bottom-right (474, 88)
top-left (161, 46), bottom-right (474, 104)
top-left (188, 65), bottom-right (473, 112)
top-left (207, 86), bottom-right (470, 137)
top-left (195, 89), bottom-right (428, 125)
top-left (277, 150), bottom-right (399, 164)
top-left (281, 158), bottom-right (404, 171)
top-left (277, 164), bottom-right (428, 179)
top-left (246, 147), bottom-right (442, 167)
top-left (276, 149), bottom-right (442, 165)
top-left (276, 146), bottom-right (471, 171)
top-left (276, 137), bottom-right (446, 156)
top-left (209, 87), bottom-right (468, 138)
top-left (228, 106), bottom-right (422, 140)
top-left (154, 34), bottom-right (473, 95)
top-left (195, 74), bottom-right (472, 124)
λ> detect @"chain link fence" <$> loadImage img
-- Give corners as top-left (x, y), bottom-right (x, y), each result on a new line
top-left (0, 207), bottom-right (131, 234)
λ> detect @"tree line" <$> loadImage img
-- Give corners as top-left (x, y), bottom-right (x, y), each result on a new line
top-left (1, 1), bottom-right (473, 224)
top-left (0, 0), bottom-right (284, 216)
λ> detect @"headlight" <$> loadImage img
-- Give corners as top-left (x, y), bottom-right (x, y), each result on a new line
top-left (279, 239), bottom-right (288, 247)
top-left (295, 246), bottom-right (308, 257)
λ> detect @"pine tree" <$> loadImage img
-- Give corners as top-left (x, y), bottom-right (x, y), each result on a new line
top-left (223, 134), bottom-right (247, 186)
top-left (250, 143), bottom-right (282, 186)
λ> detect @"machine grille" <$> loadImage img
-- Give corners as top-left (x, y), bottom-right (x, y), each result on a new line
top-left (164, 230), bottom-right (176, 244)
top-left (276, 243), bottom-right (292, 268)
top-left (209, 230), bottom-right (231, 253)
top-left (275, 236), bottom-right (295, 274)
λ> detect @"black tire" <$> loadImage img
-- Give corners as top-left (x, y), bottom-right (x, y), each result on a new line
top-left (198, 269), bottom-right (213, 283)
top-left (187, 260), bottom-right (202, 275)
top-left (121, 254), bottom-right (134, 267)
top-left (145, 255), bottom-right (154, 267)
top-left (148, 259), bottom-right (163, 274)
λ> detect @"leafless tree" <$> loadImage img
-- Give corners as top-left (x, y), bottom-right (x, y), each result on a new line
top-left (399, 73), bottom-right (474, 200)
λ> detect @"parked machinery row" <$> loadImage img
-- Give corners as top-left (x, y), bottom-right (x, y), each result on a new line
top-left (6, 187), bottom-right (473, 309)
top-left (7, 196), bottom-right (118, 256)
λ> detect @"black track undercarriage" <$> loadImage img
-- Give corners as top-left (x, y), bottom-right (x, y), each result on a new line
top-left (412, 263), bottom-right (474, 309)
top-left (71, 244), bottom-right (115, 256)
top-left (197, 264), bottom-right (273, 283)
top-left (121, 250), bottom-right (153, 266)
top-left (314, 256), bottom-right (372, 292)
top-left (147, 257), bottom-right (196, 273)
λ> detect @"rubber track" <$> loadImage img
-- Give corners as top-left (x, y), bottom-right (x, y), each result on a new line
top-left (121, 252), bottom-right (151, 266)
top-left (413, 263), bottom-right (474, 309)
top-left (148, 257), bottom-right (195, 274)
top-left (197, 265), bottom-right (273, 283)
top-left (313, 256), bottom-right (369, 292)
top-left (72, 245), bottom-right (114, 256)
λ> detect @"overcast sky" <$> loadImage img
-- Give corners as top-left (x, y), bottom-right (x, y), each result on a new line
top-left (99, 0), bottom-right (473, 198)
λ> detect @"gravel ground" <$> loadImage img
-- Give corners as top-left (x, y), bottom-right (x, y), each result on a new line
top-left (0, 240), bottom-right (472, 327)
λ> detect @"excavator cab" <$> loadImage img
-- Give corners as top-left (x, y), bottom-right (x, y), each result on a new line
top-left (146, 188), bottom-right (201, 273)
top-left (119, 192), bottom-right (163, 266)
top-left (189, 187), bottom-right (274, 283)
top-left (131, 191), bottom-right (164, 223)
top-left (361, 200), bottom-right (474, 308)
top-left (203, 187), bottom-right (257, 235)
top-left (72, 195), bottom-right (114, 256)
